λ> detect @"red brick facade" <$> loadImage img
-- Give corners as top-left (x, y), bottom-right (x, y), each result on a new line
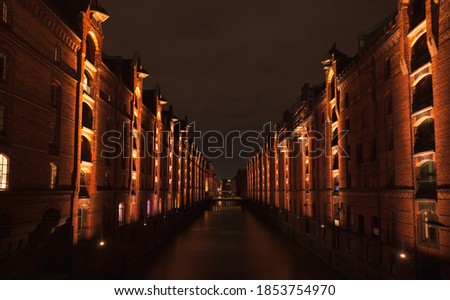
top-left (0, 0), bottom-right (218, 278)
top-left (247, 0), bottom-right (450, 279)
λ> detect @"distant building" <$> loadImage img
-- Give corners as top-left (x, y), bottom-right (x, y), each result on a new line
top-left (248, 0), bottom-right (450, 279)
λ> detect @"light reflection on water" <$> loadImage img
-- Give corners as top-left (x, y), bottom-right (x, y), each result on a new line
top-left (128, 201), bottom-right (341, 280)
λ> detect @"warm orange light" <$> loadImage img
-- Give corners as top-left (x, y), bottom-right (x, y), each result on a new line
top-left (400, 253), bottom-right (406, 259)
top-left (99, 241), bottom-right (105, 246)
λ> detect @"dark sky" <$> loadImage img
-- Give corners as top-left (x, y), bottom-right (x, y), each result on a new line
top-left (101, 0), bottom-right (398, 179)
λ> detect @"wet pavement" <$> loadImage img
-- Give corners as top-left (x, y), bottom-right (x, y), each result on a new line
top-left (127, 201), bottom-right (342, 280)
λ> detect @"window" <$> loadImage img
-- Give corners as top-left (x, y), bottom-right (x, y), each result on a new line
top-left (118, 202), bottom-right (125, 226)
top-left (421, 210), bottom-right (439, 246)
top-left (51, 84), bottom-right (60, 108)
top-left (83, 71), bottom-right (93, 95)
top-left (330, 76), bottom-right (336, 100)
top-left (49, 163), bottom-right (58, 189)
top-left (412, 75), bottom-right (433, 113)
top-left (49, 124), bottom-right (57, 145)
top-left (81, 136), bottom-right (92, 162)
top-left (147, 200), bottom-right (151, 218)
top-left (372, 216), bottom-right (379, 239)
top-left (332, 128), bottom-right (338, 147)
top-left (358, 214), bottom-right (365, 236)
top-left (86, 35), bottom-right (96, 64)
top-left (0, 104), bottom-right (5, 133)
top-left (414, 118), bottom-right (435, 154)
top-left (77, 208), bottom-right (87, 241)
top-left (82, 102), bottom-right (93, 129)
top-left (332, 153), bottom-right (339, 171)
top-left (105, 171), bottom-right (110, 189)
top-left (1, 0), bottom-right (7, 23)
top-left (386, 92), bottom-right (393, 115)
top-left (411, 34), bottom-right (431, 72)
top-left (384, 58), bottom-right (391, 81)
top-left (388, 166), bottom-right (395, 187)
top-left (0, 153), bottom-right (9, 190)
top-left (54, 45), bottom-right (61, 63)
top-left (416, 161), bottom-right (437, 198)
top-left (0, 53), bottom-right (5, 81)
top-left (409, 0), bottom-right (426, 31)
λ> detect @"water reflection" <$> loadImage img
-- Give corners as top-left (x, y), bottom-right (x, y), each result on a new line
top-left (127, 201), bottom-right (341, 280)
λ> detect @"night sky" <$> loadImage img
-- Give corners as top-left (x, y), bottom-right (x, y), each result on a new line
top-left (101, 0), bottom-right (397, 179)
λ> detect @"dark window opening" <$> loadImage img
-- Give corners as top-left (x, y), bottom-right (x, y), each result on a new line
top-left (81, 136), bottom-right (92, 162)
top-left (414, 118), bottom-right (435, 154)
top-left (416, 161), bottom-right (437, 199)
top-left (332, 153), bottom-right (339, 171)
top-left (86, 36), bottom-right (96, 64)
top-left (409, 0), bottom-right (426, 31)
top-left (82, 103), bottom-right (93, 129)
top-left (413, 75), bottom-right (433, 113)
top-left (411, 34), bottom-right (431, 72)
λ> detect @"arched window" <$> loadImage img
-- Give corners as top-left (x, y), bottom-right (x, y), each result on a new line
top-left (82, 102), bottom-right (93, 129)
top-left (332, 128), bottom-right (338, 147)
top-left (417, 161), bottom-right (437, 198)
top-left (330, 76), bottom-right (336, 100)
top-left (0, 153), bottom-right (9, 190)
top-left (86, 35), bottom-right (96, 64)
top-left (147, 200), bottom-right (151, 218)
top-left (413, 75), bottom-right (433, 113)
top-left (332, 106), bottom-right (338, 123)
top-left (81, 136), bottom-right (92, 162)
top-left (332, 153), bottom-right (339, 171)
top-left (79, 170), bottom-right (90, 198)
top-left (411, 34), bottom-right (431, 72)
top-left (414, 118), bottom-right (435, 154)
top-left (0, 211), bottom-right (12, 239)
top-left (409, 0), bottom-right (426, 31)
top-left (118, 202), bottom-right (125, 226)
top-left (49, 163), bottom-right (58, 190)
top-left (0, 104), bottom-right (5, 133)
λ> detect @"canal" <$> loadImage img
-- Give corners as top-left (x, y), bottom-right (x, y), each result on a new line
top-left (126, 200), bottom-right (341, 280)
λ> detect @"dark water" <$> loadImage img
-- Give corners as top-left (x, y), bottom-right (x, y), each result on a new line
top-left (128, 201), bottom-right (341, 280)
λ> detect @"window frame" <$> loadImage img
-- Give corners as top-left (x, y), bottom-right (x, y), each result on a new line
top-left (0, 153), bottom-right (9, 190)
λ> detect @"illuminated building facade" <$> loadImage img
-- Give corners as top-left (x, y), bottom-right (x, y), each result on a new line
top-left (247, 0), bottom-right (450, 279)
top-left (0, 0), bottom-right (217, 278)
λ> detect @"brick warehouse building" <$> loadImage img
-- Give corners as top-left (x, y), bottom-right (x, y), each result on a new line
top-left (0, 0), bottom-right (218, 278)
top-left (247, 0), bottom-right (450, 279)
